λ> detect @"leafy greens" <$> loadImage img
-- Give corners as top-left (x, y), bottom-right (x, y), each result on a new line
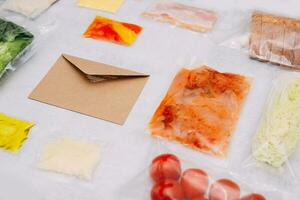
top-left (0, 18), bottom-right (34, 75)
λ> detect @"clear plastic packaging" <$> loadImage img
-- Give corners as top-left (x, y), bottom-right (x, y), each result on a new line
top-left (114, 61), bottom-right (300, 199)
top-left (0, 11), bottom-right (53, 83)
top-left (147, 65), bottom-right (252, 158)
top-left (32, 132), bottom-right (110, 182)
top-left (115, 136), bottom-right (282, 200)
top-left (141, 0), bottom-right (253, 45)
top-left (37, 137), bottom-right (102, 180)
top-left (240, 73), bottom-right (300, 193)
top-left (0, 113), bottom-right (34, 153)
top-left (252, 74), bottom-right (300, 168)
top-left (219, 10), bottom-right (300, 69)
top-left (83, 15), bottom-right (143, 46)
top-left (77, 0), bottom-right (124, 13)
top-left (1, 0), bottom-right (59, 19)
top-left (142, 0), bottom-right (218, 33)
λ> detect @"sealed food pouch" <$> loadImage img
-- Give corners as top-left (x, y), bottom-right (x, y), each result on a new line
top-left (114, 134), bottom-right (282, 200)
top-left (249, 12), bottom-right (300, 68)
top-left (142, 0), bottom-right (268, 45)
top-left (37, 137), bottom-right (101, 180)
top-left (83, 15), bottom-right (143, 46)
top-left (148, 65), bottom-right (252, 158)
top-left (0, 12), bottom-right (51, 83)
top-left (252, 74), bottom-right (300, 168)
top-left (0, 113), bottom-right (34, 152)
top-left (240, 73), bottom-right (300, 195)
top-left (0, 17), bottom-right (34, 78)
top-left (33, 133), bottom-right (111, 183)
top-left (77, 0), bottom-right (124, 13)
top-left (142, 0), bottom-right (218, 33)
top-left (219, 10), bottom-right (300, 70)
top-left (1, 0), bottom-right (59, 19)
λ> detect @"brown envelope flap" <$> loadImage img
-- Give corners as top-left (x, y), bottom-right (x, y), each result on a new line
top-left (62, 54), bottom-right (148, 78)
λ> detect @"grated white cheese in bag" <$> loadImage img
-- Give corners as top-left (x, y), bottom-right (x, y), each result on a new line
top-left (38, 138), bottom-right (101, 180)
top-left (2, 0), bottom-right (58, 18)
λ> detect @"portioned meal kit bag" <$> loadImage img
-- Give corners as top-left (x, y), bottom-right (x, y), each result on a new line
top-left (1, 0), bottom-right (59, 19)
top-left (219, 10), bottom-right (300, 70)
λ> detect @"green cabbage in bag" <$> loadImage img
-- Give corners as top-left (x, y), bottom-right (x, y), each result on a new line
top-left (0, 18), bottom-right (34, 76)
top-left (253, 75), bottom-right (300, 168)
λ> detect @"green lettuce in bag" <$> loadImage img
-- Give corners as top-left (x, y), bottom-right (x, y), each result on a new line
top-left (0, 18), bottom-right (34, 77)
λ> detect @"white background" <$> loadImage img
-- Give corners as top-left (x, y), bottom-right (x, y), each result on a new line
top-left (0, 0), bottom-right (300, 199)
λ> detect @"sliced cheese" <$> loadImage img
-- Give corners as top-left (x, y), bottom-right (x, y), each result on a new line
top-left (78, 0), bottom-right (124, 13)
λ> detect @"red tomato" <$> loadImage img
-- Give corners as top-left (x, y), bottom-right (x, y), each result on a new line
top-left (209, 179), bottom-right (240, 200)
top-left (240, 193), bottom-right (266, 200)
top-left (150, 154), bottom-right (181, 183)
top-left (151, 179), bottom-right (184, 200)
top-left (191, 196), bottom-right (207, 200)
top-left (181, 169), bottom-right (209, 199)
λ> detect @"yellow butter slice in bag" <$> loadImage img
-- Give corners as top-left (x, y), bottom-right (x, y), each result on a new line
top-left (0, 113), bottom-right (34, 152)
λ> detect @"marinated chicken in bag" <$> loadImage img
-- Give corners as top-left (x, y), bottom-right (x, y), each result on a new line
top-left (149, 66), bottom-right (251, 157)
top-left (249, 11), bottom-right (300, 68)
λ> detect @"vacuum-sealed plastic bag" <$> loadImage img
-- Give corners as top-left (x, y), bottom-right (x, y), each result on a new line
top-left (252, 74), bottom-right (300, 168)
top-left (141, 0), bottom-right (253, 45)
top-left (219, 10), bottom-right (300, 70)
top-left (142, 0), bottom-right (218, 33)
top-left (249, 12), bottom-right (300, 68)
top-left (1, 0), bottom-right (59, 19)
top-left (148, 65), bottom-right (252, 158)
top-left (37, 137), bottom-right (101, 180)
top-left (0, 113), bottom-right (34, 153)
top-left (244, 73), bottom-right (300, 185)
top-left (0, 12), bottom-right (52, 82)
top-left (83, 15), bottom-right (143, 46)
top-left (77, 0), bottom-right (124, 13)
top-left (240, 73), bottom-right (300, 190)
top-left (30, 129), bottom-right (113, 182)
top-left (115, 136), bottom-right (282, 200)
top-left (0, 17), bottom-right (34, 78)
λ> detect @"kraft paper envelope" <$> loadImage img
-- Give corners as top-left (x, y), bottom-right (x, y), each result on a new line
top-left (29, 54), bottom-right (149, 125)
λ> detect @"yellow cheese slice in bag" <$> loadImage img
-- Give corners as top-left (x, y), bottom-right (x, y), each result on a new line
top-left (78, 0), bottom-right (124, 13)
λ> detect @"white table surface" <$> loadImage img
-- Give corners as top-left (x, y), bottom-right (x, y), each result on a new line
top-left (1, 0), bottom-right (300, 199)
